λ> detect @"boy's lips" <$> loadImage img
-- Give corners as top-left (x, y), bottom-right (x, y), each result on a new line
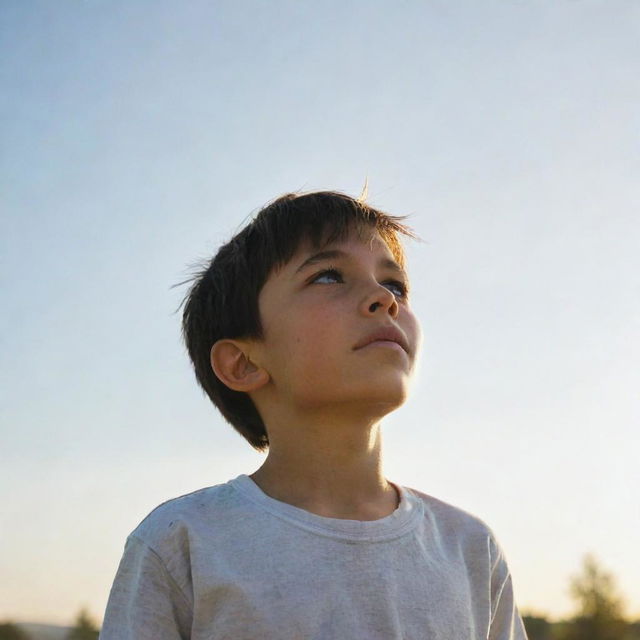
top-left (353, 325), bottom-right (410, 355)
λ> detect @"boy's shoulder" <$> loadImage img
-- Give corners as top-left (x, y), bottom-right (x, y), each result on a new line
top-left (406, 485), bottom-right (499, 545)
top-left (128, 477), bottom-right (243, 550)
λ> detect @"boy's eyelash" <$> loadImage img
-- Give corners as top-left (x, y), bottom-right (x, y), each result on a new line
top-left (311, 267), bottom-right (343, 282)
top-left (310, 267), bottom-right (409, 298)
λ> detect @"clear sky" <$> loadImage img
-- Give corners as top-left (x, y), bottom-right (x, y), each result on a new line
top-left (2, 0), bottom-right (639, 626)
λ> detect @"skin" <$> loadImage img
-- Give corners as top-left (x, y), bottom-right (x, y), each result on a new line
top-left (210, 226), bottom-right (422, 520)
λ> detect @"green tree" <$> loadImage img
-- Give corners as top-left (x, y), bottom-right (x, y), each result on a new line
top-left (623, 620), bottom-right (640, 640)
top-left (522, 613), bottom-right (553, 640)
top-left (559, 553), bottom-right (628, 640)
top-left (66, 609), bottom-right (99, 640)
top-left (0, 622), bottom-right (29, 640)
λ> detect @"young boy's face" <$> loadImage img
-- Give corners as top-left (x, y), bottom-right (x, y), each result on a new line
top-left (248, 225), bottom-right (422, 417)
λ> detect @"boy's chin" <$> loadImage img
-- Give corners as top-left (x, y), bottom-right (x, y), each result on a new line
top-left (355, 372), bottom-right (412, 403)
top-left (362, 386), bottom-right (409, 413)
top-left (295, 379), bottom-right (410, 415)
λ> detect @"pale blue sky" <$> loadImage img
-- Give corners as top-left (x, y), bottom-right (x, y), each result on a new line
top-left (2, 0), bottom-right (639, 624)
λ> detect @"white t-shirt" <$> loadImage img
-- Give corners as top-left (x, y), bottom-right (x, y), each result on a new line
top-left (100, 475), bottom-right (528, 640)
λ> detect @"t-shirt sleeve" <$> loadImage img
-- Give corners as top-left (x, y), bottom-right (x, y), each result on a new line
top-left (99, 534), bottom-right (193, 640)
top-left (488, 535), bottom-right (529, 640)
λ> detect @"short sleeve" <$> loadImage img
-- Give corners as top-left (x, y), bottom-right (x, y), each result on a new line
top-left (99, 535), bottom-right (193, 640)
top-left (488, 536), bottom-right (528, 640)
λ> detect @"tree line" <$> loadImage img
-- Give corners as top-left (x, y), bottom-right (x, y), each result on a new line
top-left (0, 609), bottom-right (98, 640)
top-left (522, 554), bottom-right (640, 640)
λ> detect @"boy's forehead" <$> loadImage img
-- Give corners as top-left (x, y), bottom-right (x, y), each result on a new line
top-left (284, 227), bottom-right (398, 272)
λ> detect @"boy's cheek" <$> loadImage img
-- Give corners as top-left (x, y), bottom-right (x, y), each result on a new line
top-left (398, 309), bottom-right (421, 351)
top-left (412, 319), bottom-right (423, 352)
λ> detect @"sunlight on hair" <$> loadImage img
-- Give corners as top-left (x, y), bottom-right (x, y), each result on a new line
top-left (357, 177), bottom-right (369, 203)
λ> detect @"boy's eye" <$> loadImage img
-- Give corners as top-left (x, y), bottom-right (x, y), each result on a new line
top-left (383, 280), bottom-right (409, 299)
top-left (310, 268), bottom-right (344, 284)
top-left (310, 268), bottom-right (409, 299)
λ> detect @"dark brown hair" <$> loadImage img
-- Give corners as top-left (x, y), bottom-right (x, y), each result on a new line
top-left (178, 191), bottom-right (416, 451)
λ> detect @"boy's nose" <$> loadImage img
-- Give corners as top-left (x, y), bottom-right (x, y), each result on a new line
top-left (361, 283), bottom-right (399, 318)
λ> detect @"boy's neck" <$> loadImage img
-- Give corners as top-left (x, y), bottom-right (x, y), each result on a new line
top-left (249, 417), bottom-right (399, 521)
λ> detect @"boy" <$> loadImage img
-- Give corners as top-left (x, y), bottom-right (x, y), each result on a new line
top-left (100, 191), bottom-right (528, 639)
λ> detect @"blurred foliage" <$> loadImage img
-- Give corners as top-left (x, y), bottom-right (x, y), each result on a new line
top-left (624, 622), bottom-right (640, 640)
top-left (523, 614), bottom-right (640, 640)
top-left (522, 614), bottom-right (554, 640)
top-left (523, 554), bottom-right (636, 640)
top-left (66, 609), bottom-right (99, 640)
top-left (559, 553), bottom-right (628, 640)
top-left (0, 623), bottom-right (29, 640)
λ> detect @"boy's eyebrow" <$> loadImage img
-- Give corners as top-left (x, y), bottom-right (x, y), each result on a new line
top-left (294, 249), bottom-right (407, 278)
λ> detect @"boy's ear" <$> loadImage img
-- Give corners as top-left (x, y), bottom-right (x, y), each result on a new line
top-left (210, 339), bottom-right (270, 393)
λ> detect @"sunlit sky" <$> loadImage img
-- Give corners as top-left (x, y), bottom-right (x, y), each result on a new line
top-left (2, 0), bottom-right (639, 626)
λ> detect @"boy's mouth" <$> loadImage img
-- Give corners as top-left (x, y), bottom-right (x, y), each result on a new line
top-left (353, 325), bottom-right (409, 354)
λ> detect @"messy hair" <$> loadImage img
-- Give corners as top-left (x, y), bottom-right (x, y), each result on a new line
top-left (178, 191), bottom-right (416, 451)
